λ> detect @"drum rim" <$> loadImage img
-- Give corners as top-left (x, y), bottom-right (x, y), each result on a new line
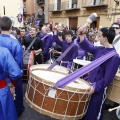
top-left (30, 68), bottom-right (90, 93)
top-left (30, 64), bottom-right (69, 71)
top-left (25, 93), bottom-right (87, 119)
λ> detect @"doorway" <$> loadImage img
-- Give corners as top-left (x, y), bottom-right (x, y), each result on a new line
top-left (90, 17), bottom-right (100, 29)
top-left (69, 17), bottom-right (78, 29)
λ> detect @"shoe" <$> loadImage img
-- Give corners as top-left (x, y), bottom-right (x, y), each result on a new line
top-left (17, 106), bottom-right (25, 117)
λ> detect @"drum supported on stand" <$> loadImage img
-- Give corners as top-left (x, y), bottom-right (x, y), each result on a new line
top-left (25, 68), bottom-right (91, 120)
top-left (107, 70), bottom-right (120, 119)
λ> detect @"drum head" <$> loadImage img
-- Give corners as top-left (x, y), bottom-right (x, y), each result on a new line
top-left (31, 69), bottom-right (90, 92)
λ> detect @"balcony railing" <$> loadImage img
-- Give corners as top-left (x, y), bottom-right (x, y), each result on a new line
top-left (82, 0), bottom-right (108, 8)
top-left (49, 0), bottom-right (79, 12)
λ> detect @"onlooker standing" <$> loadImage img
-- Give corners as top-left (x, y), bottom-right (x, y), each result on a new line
top-left (19, 27), bottom-right (27, 45)
top-left (0, 16), bottom-right (24, 116)
top-left (111, 22), bottom-right (120, 56)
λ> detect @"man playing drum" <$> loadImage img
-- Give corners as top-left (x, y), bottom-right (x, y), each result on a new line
top-left (53, 28), bottom-right (78, 72)
top-left (77, 27), bottom-right (120, 120)
top-left (23, 26), bottom-right (44, 64)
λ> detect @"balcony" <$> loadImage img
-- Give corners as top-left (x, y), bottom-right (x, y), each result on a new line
top-left (61, 1), bottom-right (80, 11)
top-left (37, 0), bottom-right (44, 5)
top-left (49, 3), bottom-right (62, 12)
top-left (82, 0), bottom-right (108, 9)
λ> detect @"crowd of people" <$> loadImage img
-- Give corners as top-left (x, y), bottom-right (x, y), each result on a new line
top-left (0, 16), bottom-right (120, 120)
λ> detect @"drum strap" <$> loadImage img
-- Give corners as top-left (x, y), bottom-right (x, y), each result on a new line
top-left (54, 50), bottom-right (117, 88)
top-left (23, 37), bottom-right (37, 57)
top-left (47, 42), bottom-right (75, 70)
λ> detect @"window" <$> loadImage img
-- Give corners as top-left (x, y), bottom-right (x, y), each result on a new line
top-left (91, 0), bottom-right (103, 5)
top-left (69, 0), bottom-right (77, 9)
top-left (72, 0), bottom-right (77, 8)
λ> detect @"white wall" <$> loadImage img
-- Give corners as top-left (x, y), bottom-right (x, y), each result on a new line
top-left (0, 0), bottom-right (23, 27)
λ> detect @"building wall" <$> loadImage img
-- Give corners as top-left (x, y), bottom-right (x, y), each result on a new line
top-left (48, 0), bottom-right (120, 29)
top-left (0, 0), bottom-right (23, 27)
top-left (25, 0), bottom-right (34, 14)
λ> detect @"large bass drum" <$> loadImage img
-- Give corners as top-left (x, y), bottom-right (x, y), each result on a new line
top-left (25, 68), bottom-right (91, 120)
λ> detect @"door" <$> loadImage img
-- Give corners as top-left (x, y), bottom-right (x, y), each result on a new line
top-left (69, 17), bottom-right (78, 29)
top-left (90, 17), bottom-right (100, 29)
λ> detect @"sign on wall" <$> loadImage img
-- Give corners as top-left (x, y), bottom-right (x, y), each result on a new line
top-left (17, 14), bottom-right (22, 23)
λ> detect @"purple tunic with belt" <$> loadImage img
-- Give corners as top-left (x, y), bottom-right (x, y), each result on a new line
top-left (79, 38), bottom-right (120, 120)
top-left (53, 35), bottom-right (78, 69)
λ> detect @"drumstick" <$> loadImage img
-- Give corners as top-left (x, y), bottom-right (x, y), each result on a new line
top-left (108, 105), bottom-right (120, 112)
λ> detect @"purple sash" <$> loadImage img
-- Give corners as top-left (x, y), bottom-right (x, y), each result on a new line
top-left (47, 42), bottom-right (75, 70)
top-left (53, 50), bottom-right (117, 88)
top-left (41, 34), bottom-right (50, 41)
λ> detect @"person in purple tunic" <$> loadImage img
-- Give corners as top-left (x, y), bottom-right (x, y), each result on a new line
top-left (53, 28), bottom-right (78, 71)
top-left (77, 27), bottom-right (120, 120)
top-left (0, 16), bottom-right (24, 116)
top-left (39, 25), bottom-right (53, 63)
top-left (0, 47), bottom-right (22, 120)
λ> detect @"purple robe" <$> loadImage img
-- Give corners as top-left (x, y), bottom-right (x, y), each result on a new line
top-left (39, 33), bottom-right (53, 62)
top-left (0, 47), bottom-right (22, 120)
top-left (79, 38), bottom-right (120, 120)
top-left (74, 38), bottom-right (88, 59)
top-left (0, 34), bottom-right (24, 115)
top-left (53, 35), bottom-right (78, 69)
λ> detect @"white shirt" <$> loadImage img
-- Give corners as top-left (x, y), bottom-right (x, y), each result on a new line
top-left (113, 35), bottom-right (120, 56)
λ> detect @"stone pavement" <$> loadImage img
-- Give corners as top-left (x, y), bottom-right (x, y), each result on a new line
top-left (18, 82), bottom-right (119, 120)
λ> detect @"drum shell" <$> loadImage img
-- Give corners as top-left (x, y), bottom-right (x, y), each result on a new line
top-left (25, 69), bottom-right (91, 120)
top-left (23, 51), bottom-right (35, 81)
top-left (107, 72), bottom-right (120, 103)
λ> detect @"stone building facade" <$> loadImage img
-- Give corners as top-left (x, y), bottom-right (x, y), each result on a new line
top-left (48, 0), bottom-right (120, 29)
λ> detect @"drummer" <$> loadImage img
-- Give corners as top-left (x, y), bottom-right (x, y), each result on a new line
top-left (77, 27), bottom-right (120, 120)
top-left (53, 26), bottom-right (78, 72)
